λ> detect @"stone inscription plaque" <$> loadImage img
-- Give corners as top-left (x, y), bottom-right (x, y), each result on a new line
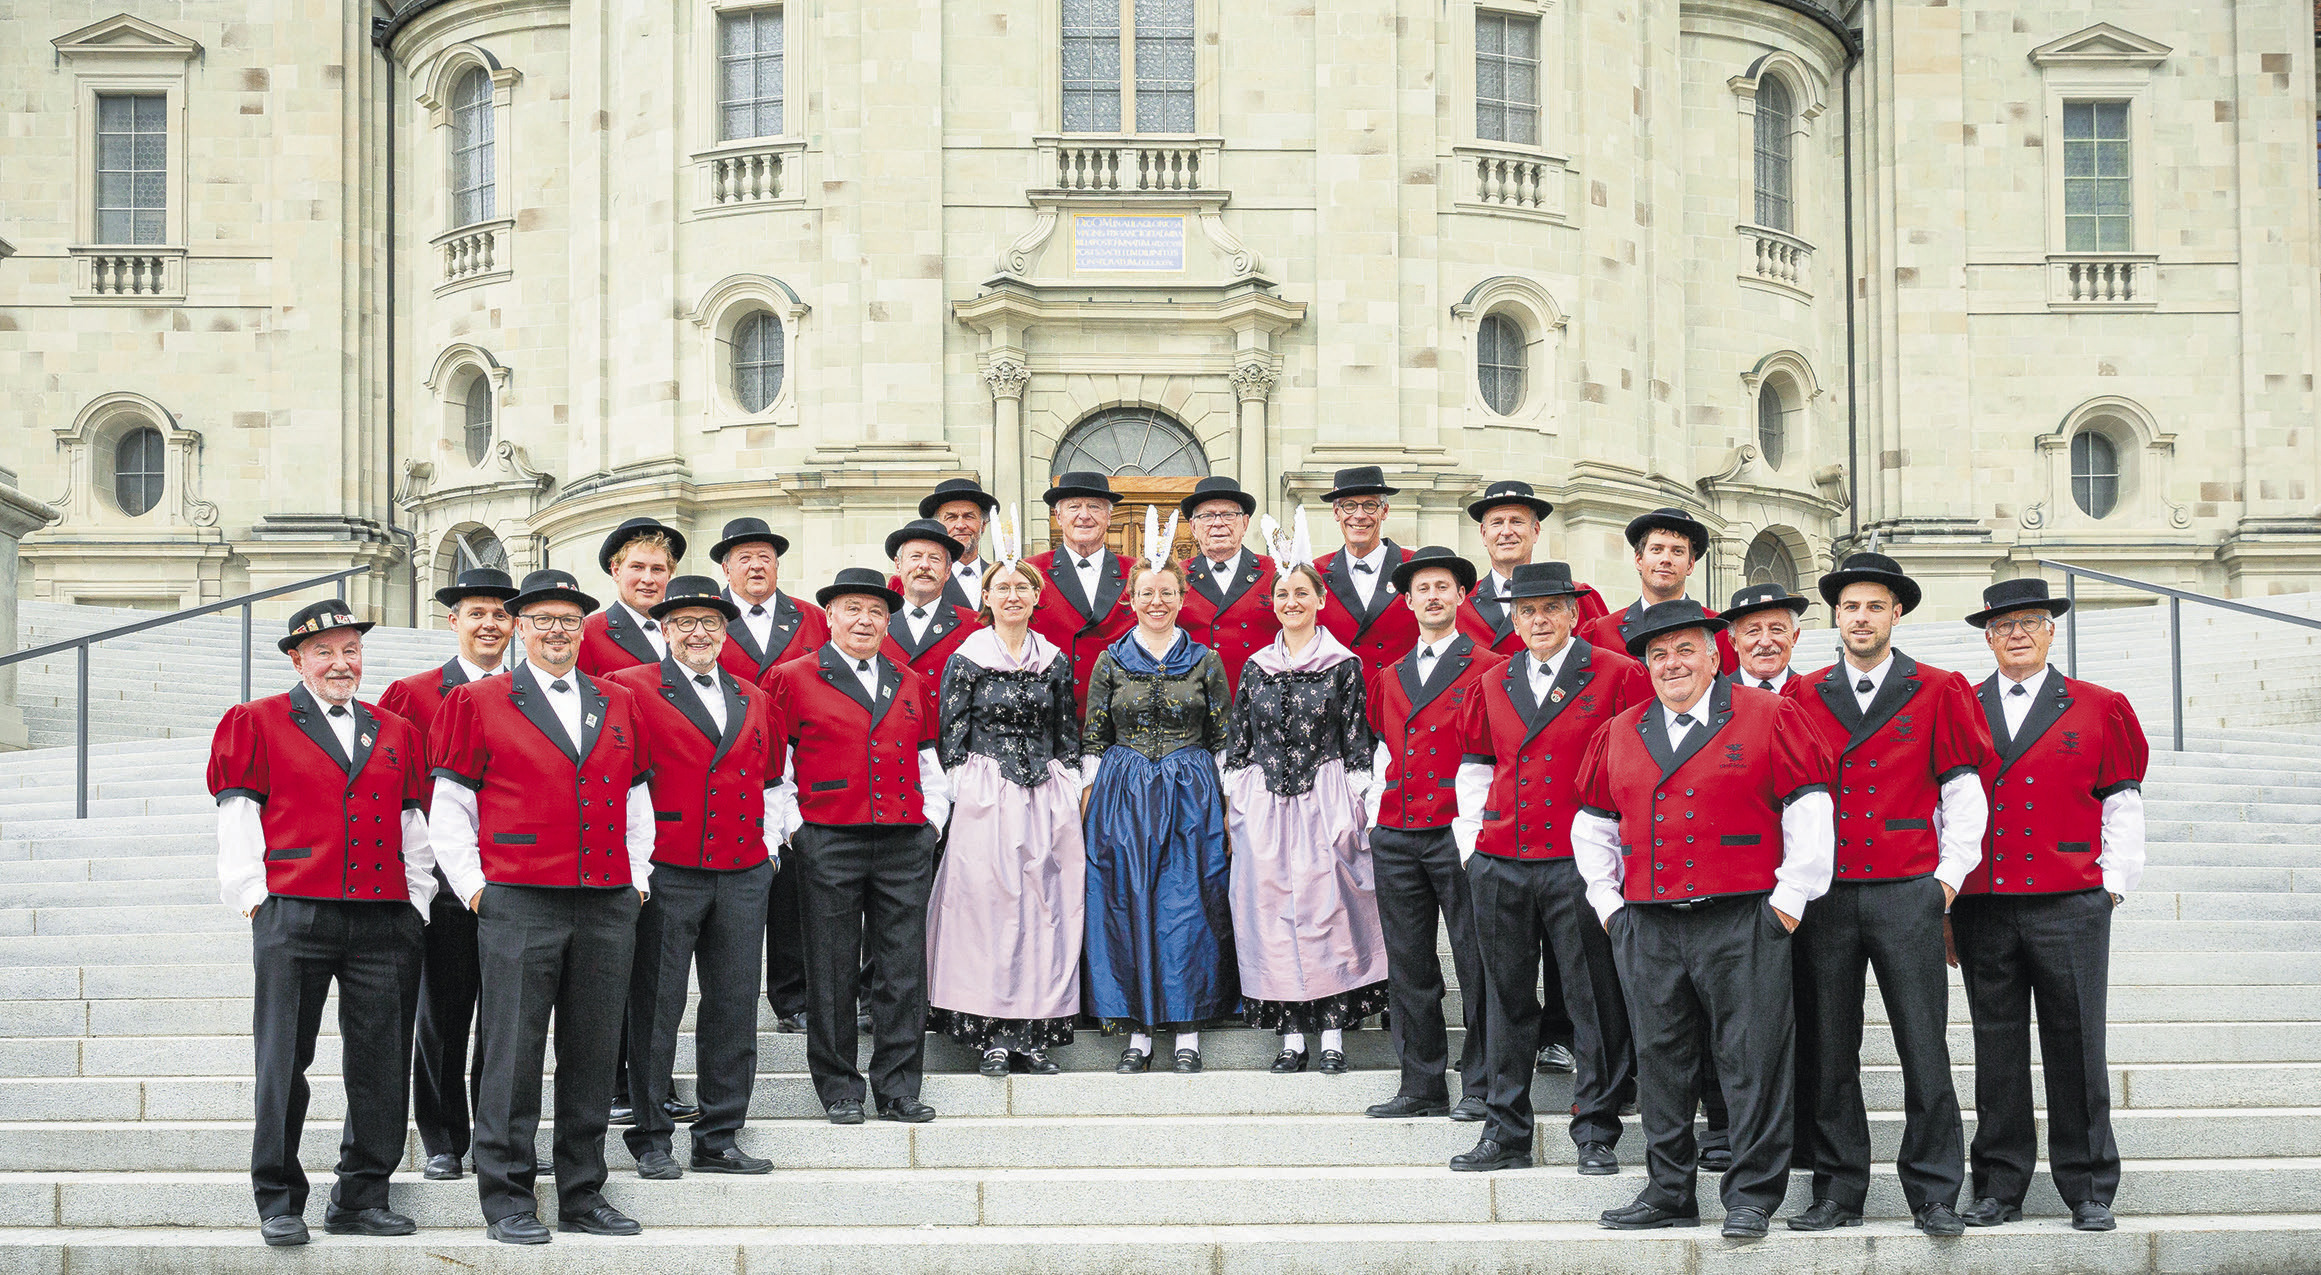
top-left (1071, 214), bottom-right (1186, 273)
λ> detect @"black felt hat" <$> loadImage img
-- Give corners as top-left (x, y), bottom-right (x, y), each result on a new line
top-left (1322, 465), bottom-right (1400, 503)
top-left (1966, 577), bottom-right (2073, 629)
top-left (1042, 471), bottom-right (1119, 507)
top-left (1507, 561), bottom-right (1585, 600)
top-left (1624, 506), bottom-right (1712, 558)
top-left (816, 567), bottom-right (903, 612)
top-left (884, 518), bottom-right (965, 563)
top-left (1723, 582), bottom-right (1811, 624)
top-left (1621, 599), bottom-right (1730, 660)
top-left (598, 517), bottom-right (687, 574)
top-left (433, 567), bottom-right (519, 610)
top-left (277, 600), bottom-right (374, 654)
top-left (650, 574), bottom-right (743, 622)
top-left (919, 478), bottom-right (1000, 519)
top-left (1466, 479), bottom-right (1554, 522)
top-left (1387, 546), bottom-right (1477, 595)
top-left (506, 568), bottom-right (600, 617)
top-left (708, 516), bottom-right (789, 563)
top-left (1818, 551), bottom-right (1923, 615)
top-left (1179, 476), bottom-right (1257, 518)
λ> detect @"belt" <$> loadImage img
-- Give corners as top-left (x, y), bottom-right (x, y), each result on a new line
top-left (1652, 890), bottom-right (1768, 913)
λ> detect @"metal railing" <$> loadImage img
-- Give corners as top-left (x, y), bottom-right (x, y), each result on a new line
top-left (0, 566), bottom-right (370, 818)
top-left (2040, 559), bottom-right (2321, 752)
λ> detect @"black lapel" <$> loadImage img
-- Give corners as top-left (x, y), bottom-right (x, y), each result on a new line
top-left (1502, 655), bottom-right (1541, 727)
top-left (1815, 664), bottom-right (1869, 742)
top-left (816, 644), bottom-right (877, 717)
top-left (1085, 552), bottom-right (1128, 630)
top-left (510, 666), bottom-right (581, 764)
top-left (943, 571), bottom-right (975, 612)
top-left (576, 673), bottom-right (608, 764)
top-left (1365, 542), bottom-right (1407, 625)
top-left (1215, 551), bottom-right (1264, 615)
top-left (1615, 599), bottom-right (1646, 639)
top-left (435, 657), bottom-right (471, 699)
top-left (722, 589), bottom-right (771, 670)
top-left (1524, 638), bottom-right (1601, 745)
top-left (346, 701), bottom-right (380, 784)
top-left (869, 656), bottom-right (903, 731)
top-left (1186, 553), bottom-right (1229, 608)
top-left (658, 654), bottom-right (723, 744)
top-left (1995, 670), bottom-right (2072, 771)
top-left (888, 607), bottom-right (932, 660)
top-left (1977, 674), bottom-right (2010, 754)
top-left (1323, 548), bottom-right (1364, 620)
top-left (606, 606), bottom-right (659, 665)
top-left (709, 672), bottom-right (749, 768)
top-left (1649, 676), bottom-right (1736, 782)
top-left (1844, 652), bottom-right (1922, 753)
top-left (1048, 552), bottom-right (1096, 621)
top-left (287, 684), bottom-right (355, 776)
top-left (765, 592), bottom-right (806, 665)
top-left (1470, 582), bottom-right (1514, 645)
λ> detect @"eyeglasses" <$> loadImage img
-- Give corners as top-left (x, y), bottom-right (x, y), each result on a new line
top-left (1987, 616), bottom-right (2052, 638)
top-left (1334, 500), bottom-right (1387, 516)
top-left (1189, 511), bottom-right (1244, 525)
top-left (663, 615), bottom-right (727, 635)
top-left (520, 614), bottom-right (585, 632)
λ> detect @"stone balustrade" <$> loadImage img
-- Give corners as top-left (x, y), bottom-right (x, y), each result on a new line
top-left (1034, 135), bottom-right (1223, 193)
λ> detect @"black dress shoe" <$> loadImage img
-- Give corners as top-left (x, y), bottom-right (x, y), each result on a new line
top-left (1535, 1043), bottom-right (1577, 1073)
top-left (634, 1149), bottom-right (684, 1180)
top-left (1576, 1141), bottom-right (1618, 1175)
top-left (1448, 1096), bottom-right (1488, 1122)
top-left (1961, 1197), bottom-right (2021, 1227)
top-left (1786, 1199), bottom-right (1863, 1231)
top-left (2072, 1201), bottom-right (2117, 1232)
top-left (559, 1204), bottom-right (642, 1236)
top-left (663, 1098), bottom-right (701, 1123)
top-left (1599, 1199), bottom-right (1700, 1229)
top-left (1270, 1048), bottom-right (1309, 1074)
top-left (607, 1103), bottom-right (635, 1126)
top-left (1915, 1202), bottom-right (1967, 1236)
top-left (879, 1096), bottom-right (937, 1123)
top-left (1449, 1137), bottom-right (1531, 1172)
top-left (1698, 1147), bottom-right (1733, 1174)
top-left (1366, 1094), bottom-right (1450, 1119)
top-left (826, 1099), bottom-right (865, 1125)
top-left (423, 1152), bottom-right (463, 1180)
top-left (1721, 1206), bottom-right (1770, 1239)
top-left (1018, 1049), bottom-right (1062, 1076)
top-left (774, 1013), bottom-right (806, 1033)
top-left (691, 1146), bottom-right (773, 1175)
top-left (324, 1203), bottom-right (415, 1236)
top-left (487, 1213), bottom-right (552, 1245)
top-left (259, 1215), bottom-right (309, 1247)
top-left (979, 1049), bottom-right (1011, 1078)
top-left (1316, 1049), bottom-right (1349, 1075)
top-left (1116, 1047), bottom-right (1151, 1074)
top-left (1170, 1049), bottom-right (1201, 1074)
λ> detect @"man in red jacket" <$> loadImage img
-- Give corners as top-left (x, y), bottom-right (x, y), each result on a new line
top-left (1313, 465), bottom-right (1418, 680)
top-left (428, 568), bottom-right (656, 1245)
top-left (1028, 471), bottom-right (1136, 711)
top-left (1571, 599), bottom-right (1835, 1240)
top-left (578, 516), bottom-right (685, 677)
top-left (1456, 480), bottom-right (1609, 657)
top-left (1951, 577), bottom-right (2146, 1234)
top-left (377, 567), bottom-right (517, 1183)
top-left (608, 576), bottom-right (786, 1181)
top-left (208, 600), bottom-right (434, 1247)
top-left (1783, 551), bottom-right (1993, 1237)
top-left (881, 519), bottom-right (983, 681)
top-left (1577, 507), bottom-right (1739, 675)
top-left (1177, 476), bottom-right (1279, 693)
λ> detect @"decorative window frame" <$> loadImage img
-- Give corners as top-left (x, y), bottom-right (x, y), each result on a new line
top-left (689, 0), bottom-right (809, 216)
top-left (2030, 25), bottom-right (2170, 307)
top-left (415, 44), bottom-right (519, 291)
top-left (2024, 394), bottom-right (2189, 532)
top-left (1451, 275), bottom-right (1568, 433)
top-left (1039, 0), bottom-right (1222, 137)
top-left (47, 391), bottom-right (217, 530)
top-left (1728, 52), bottom-right (1824, 302)
top-left (688, 273), bottom-right (810, 429)
top-left (1739, 350), bottom-right (1821, 476)
top-left (1448, 3), bottom-right (1572, 229)
top-left (54, 15), bottom-right (201, 303)
top-left (424, 343), bottom-right (512, 472)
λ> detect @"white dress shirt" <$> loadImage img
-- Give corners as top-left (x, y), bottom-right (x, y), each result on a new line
top-left (1486, 570), bottom-right (1515, 600)
top-left (1570, 790), bottom-right (1835, 925)
top-left (1527, 641), bottom-right (1574, 705)
top-left (620, 601), bottom-right (669, 659)
top-left (901, 597), bottom-right (944, 645)
top-left (1661, 697), bottom-right (1712, 750)
top-left (321, 701), bottom-right (357, 757)
top-left (683, 664), bottom-right (728, 732)
top-left (952, 557), bottom-right (985, 610)
top-left (1997, 665), bottom-right (2049, 736)
top-left (454, 655), bottom-right (504, 684)
top-left (838, 649), bottom-right (882, 701)
top-left (1411, 633), bottom-right (1457, 677)
top-left (1344, 544), bottom-right (1390, 607)
top-left (535, 664), bottom-right (585, 750)
top-left (1200, 551), bottom-right (1246, 592)
top-left (215, 695), bottom-right (437, 918)
top-left (1064, 545), bottom-right (1107, 602)
top-left (1742, 668), bottom-right (1793, 693)
top-left (1844, 652), bottom-right (1895, 710)
top-left (733, 591), bottom-right (779, 651)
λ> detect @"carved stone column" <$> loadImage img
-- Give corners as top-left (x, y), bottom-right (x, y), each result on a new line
top-left (1231, 358), bottom-right (1278, 520)
top-left (983, 356), bottom-right (1031, 520)
top-left (0, 469), bottom-right (60, 750)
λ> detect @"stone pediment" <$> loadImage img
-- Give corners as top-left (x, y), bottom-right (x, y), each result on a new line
top-left (52, 13), bottom-right (202, 62)
top-left (2028, 23), bottom-right (2171, 69)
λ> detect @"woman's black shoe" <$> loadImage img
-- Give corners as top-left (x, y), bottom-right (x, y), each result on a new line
top-left (1016, 1049), bottom-right (1061, 1075)
top-left (1115, 1047), bottom-right (1152, 1073)
top-left (1270, 1048), bottom-right (1308, 1074)
top-left (1316, 1049), bottom-right (1349, 1075)
top-left (1171, 1049), bottom-right (1202, 1074)
top-left (978, 1049), bottom-right (1010, 1078)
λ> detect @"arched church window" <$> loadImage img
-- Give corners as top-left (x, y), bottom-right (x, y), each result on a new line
top-left (1754, 76), bottom-right (1793, 231)
top-left (1052, 407), bottom-right (1209, 477)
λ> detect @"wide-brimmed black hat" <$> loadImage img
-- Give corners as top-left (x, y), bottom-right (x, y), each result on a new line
top-left (884, 518), bottom-right (964, 563)
top-left (507, 568), bottom-right (600, 617)
top-left (1621, 599), bottom-right (1731, 660)
top-left (1387, 546), bottom-right (1477, 595)
top-left (1323, 465), bottom-right (1399, 503)
top-left (1723, 582), bottom-right (1811, 624)
top-left (1818, 551), bottom-right (1923, 615)
top-left (1507, 561), bottom-right (1585, 600)
top-left (1043, 471), bottom-right (1118, 507)
top-left (816, 567), bottom-right (904, 612)
top-left (598, 517), bottom-right (687, 574)
top-left (433, 567), bottom-right (519, 610)
top-left (1466, 479), bottom-right (1554, 522)
top-left (1625, 506), bottom-right (1711, 558)
top-left (919, 478), bottom-right (999, 519)
top-left (1179, 476), bottom-right (1256, 518)
top-left (709, 516), bottom-right (789, 563)
top-left (278, 600), bottom-right (374, 654)
top-left (1966, 577), bottom-right (2073, 629)
top-left (650, 574), bottom-right (743, 622)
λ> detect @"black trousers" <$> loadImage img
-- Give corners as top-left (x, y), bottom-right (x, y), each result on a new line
top-left (625, 860), bottom-right (774, 1159)
top-left (1609, 895), bottom-right (1797, 1216)
top-left (1795, 875), bottom-right (1965, 1213)
top-left (1369, 826), bottom-right (1488, 1104)
top-left (411, 871), bottom-right (481, 1160)
top-left (249, 896), bottom-right (423, 1220)
top-left (1696, 1038), bottom-right (1731, 1156)
top-left (1466, 854), bottom-right (1631, 1151)
top-left (764, 853), bottom-right (808, 1017)
top-left (795, 822), bottom-right (936, 1108)
top-left (471, 883), bottom-right (637, 1224)
top-left (1952, 888), bottom-right (2119, 1208)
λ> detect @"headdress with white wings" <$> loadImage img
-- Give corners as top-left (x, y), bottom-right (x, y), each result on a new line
top-left (1143, 503), bottom-right (1182, 573)
top-left (990, 503), bottom-right (1025, 579)
top-left (1259, 506), bottom-right (1315, 572)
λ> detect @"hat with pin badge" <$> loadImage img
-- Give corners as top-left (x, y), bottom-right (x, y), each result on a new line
top-left (278, 600), bottom-right (374, 654)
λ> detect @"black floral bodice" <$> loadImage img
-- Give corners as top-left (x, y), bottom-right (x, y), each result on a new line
top-left (1082, 648), bottom-right (1230, 762)
top-left (938, 652), bottom-right (1080, 788)
top-left (1225, 657), bottom-right (1374, 797)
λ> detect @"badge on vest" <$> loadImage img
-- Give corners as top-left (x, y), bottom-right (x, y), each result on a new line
top-left (1549, 688), bottom-right (1566, 704)
top-left (586, 713), bottom-right (600, 728)
top-left (360, 733), bottom-right (374, 748)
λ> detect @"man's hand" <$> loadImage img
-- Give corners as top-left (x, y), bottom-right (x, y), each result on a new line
top-left (636, 888), bottom-right (648, 905)
top-left (467, 890), bottom-right (484, 915)
top-left (1943, 916), bottom-right (1959, 969)
top-left (1941, 881), bottom-right (1957, 910)
top-left (242, 906), bottom-right (257, 919)
top-left (1772, 906), bottom-right (1799, 933)
top-left (2109, 891), bottom-right (2124, 908)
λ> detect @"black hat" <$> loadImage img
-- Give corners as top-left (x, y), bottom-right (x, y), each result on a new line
top-left (277, 600), bottom-right (374, 654)
top-left (433, 567), bottom-right (519, 610)
top-left (709, 516), bottom-right (789, 563)
top-left (1723, 582), bottom-right (1811, 624)
top-left (1818, 551), bottom-right (1923, 615)
top-left (1625, 506), bottom-right (1711, 558)
top-left (1621, 599), bottom-right (1731, 660)
top-left (1466, 479), bottom-right (1554, 522)
top-left (919, 478), bottom-right (999, 519)
top-left (1179, 476), bottom-right (1257, 518)
top-left (884, 518), bottom-right (965, 563)
top-left (1323, 465), bottom-right (1400, 503)
top-left (649, 574), bottom-right (743, 622)
top-left (1387, 545), bottom-right (1477, 595)
top-left (816, 567), bottom-right (904, 612)
top-left (1966, 577), bottom-right (2073, 629)
top-left (598, 517), bottom-right (687, 574)
top-left (1043, 471), bottom-right (1118, 507)
top-left (506, 568), bottom-right (600, 617)
top-left (1507, 561), bottom-right (1585, 600)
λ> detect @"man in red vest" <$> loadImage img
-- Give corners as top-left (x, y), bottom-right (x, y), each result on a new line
top-left (764, 568), bottom-right (951, 1125)
top-left (881, 519), bottom-right (983, 681)
top-left (1313, 465), bottom-right (1419, 681)
top-left (1028, 471), bottom-right (1136, 712)
top-left (1361, 546), bottom-right (1499, 1125)
top-left (578, 516), bottom-right (685, 677)
top-left (428, 568), bottom-right (656, 1245)
top-left (1577, 507), bottom-right (1739, 675)
top-left (1951, 578), bottom-right (2146, 1234)
top-left (1455, 480), bottom-right (1610, 657)
top-left (1725, 582), bottom-right (1810, 694)
top-left (208, 600), bottom-right (434, 1247)
top-left (609, 576), bottom-right (785, 1181)
top-left (1446, 562), bottom-right (1651, 1176)
top-left (904, 477), bottom-right (999, 611)
top-left (1571, 599), bottom-right (1835, 1240)
top-left (1176, 476), bottom-right (1279, 693)
top-left (377, 567), bottom-right (517, 1183)
top-left (1784, 552), bottom-right (1992, 1237)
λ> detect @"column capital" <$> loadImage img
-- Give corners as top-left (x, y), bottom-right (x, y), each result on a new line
top-left (1229, 360), bottom-right (1278, 404)
top-left (982, 358), bottom-right (1031, 402)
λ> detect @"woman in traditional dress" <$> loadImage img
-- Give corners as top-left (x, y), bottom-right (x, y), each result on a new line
top-left (1222, 520), bottom-right (1390, 1076)
top-left (1081, 519), bottom-right (1237, 1075)
top-left (925, 519), bottom-right (1085, 1077)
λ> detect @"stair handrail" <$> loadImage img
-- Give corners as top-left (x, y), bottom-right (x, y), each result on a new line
top-left (0, 565), bottom-right (371, 818)
top-left (2037, 559), bottom-right (2321, 752)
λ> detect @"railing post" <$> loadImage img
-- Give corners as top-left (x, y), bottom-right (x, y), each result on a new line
top-left (2170, 595), bottom-right (2184, 752)
top-left (241, 603), bottom-right (253, 705)
top-left (75, 644), bottom-right (89, 820)
top-left (2064, 572), bottom-right (2078, 678)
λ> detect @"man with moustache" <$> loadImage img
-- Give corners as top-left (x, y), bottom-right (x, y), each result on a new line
top-left (1577, 508), bottom-right (1739, 675)
top-left (1725, 582), bottom-right (1810, 693)
top-left (428, 569), bottom-right (656, 1244)
top-left (1313, 466), bottom-right (1419, 680)
top-left (883, 519), bottom-right (983, 681)
top-left (1028, 472), bottom-right (1137, 712)
top-left (1456, 480), bottom-right (1610, 658)
top-left (907, 478), bottom-right (999, 611)
top-left (1446, 563), bottom-right (1651, 1176)
top-left (378, 567), bottom-right (519, 1183)
top-left (609, 576), bottom-right (785, 1181)
top-left (1951, 578), bottom-right (2146, 1234)
top-left (1361, 546), bottom-right (1500, 1125)
top-left (579, 517), bottom-right (685, 677)
top-left (209, 601), bottom-right (435, 1247)
top-left (1571, 601), bottom-right (1836, 1240)
top-left (1783, 552), bottom-right (1993, 1237)
top-left (1177, 476), bottom-right (1279, 693)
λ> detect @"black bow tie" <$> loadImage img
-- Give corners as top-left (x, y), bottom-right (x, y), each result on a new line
top-left (856, 660), bottom-right (871, 674)
top-left (1674, 712), bottom-right (1698, 730)
top-left (327, 705), bottom-right (349, 717)
top-left (912, 606), bottom-right (929, 620)
top-left (1077, 558), bottom-right (1095, 571)
top-left (693, 673), bottom-right (714, 688)
top-left (1417, 647), bottom-right (1436, 663)
top-left (959, 562), bottom-right (979, 576)
top-left (643, 620), bottom-right (659, 632)
top-left (1758, 679), bottom-right (1777, 691)
top-left (1538, 661), bottom-right (1555, 681)
top-left (1352, 561), bottom-right (1375, 574)
top-left (1856, 677), bottom-right (1874, 694)
top-left (2009, 684), bottom-right (2027, 697)
top-left (750, 605), bottom-right (766, 616)
top-left (549, 679), bottom-right (571, 693)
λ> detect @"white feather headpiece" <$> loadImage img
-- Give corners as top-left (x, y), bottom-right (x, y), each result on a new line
top-left (1261, 506), bottom-right (1315, 571)
top-left (991, 503), bottom-right (1025, 579)
top-left (1143, 503), bottom-right (1181, 573)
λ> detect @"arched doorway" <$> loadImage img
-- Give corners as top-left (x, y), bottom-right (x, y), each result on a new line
top-left (440, 525), bottom-right (509, 590)
top-left (1051, 407), bottom-right (1208, 563)
top-left (1742, 529), bottom-right (1800, 591)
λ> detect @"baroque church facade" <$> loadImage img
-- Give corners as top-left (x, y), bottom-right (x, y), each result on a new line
top-left (3, 0), bottom-right (2317, 623)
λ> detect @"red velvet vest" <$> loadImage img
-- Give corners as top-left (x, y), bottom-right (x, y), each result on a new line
top-left (608, 660), bottom-right (783, 871)
top-left (1316, 545), bottom-right (1419, 683)
top-left (1179, 552), bottom-right (1280, 695)
top-left (717, 590), bottom-right (829, 685)
top-left (429, 668), bottom-right (650, 888)
top-left (765, 645), bottom-right (939, 827)
top-left (881, 602), bottom-right (983, 684)
top-left (1469, 640), bottom-right (1649, 858)
top-left (1028, 548), bottom-right (1136, 713)
top-left (1961, 672), bottom-right (2147, 896)
top-left (206, 688), bottom-right (427, 902)
top-left (1786, 653), bottom-right (1995, 882)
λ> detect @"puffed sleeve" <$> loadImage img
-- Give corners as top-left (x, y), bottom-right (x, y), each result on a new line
top-left (1081, 652), bottom-right (1118, 759)
top-left (937, 655), bottom-right (979, 771)
top-left (428, 685), bottom-right (488, 790)
top-left (1208, 652), bottom-right (1242, 761)
top-left (1048, 653), bottom-right (1081, 764)
top-left (1930, 673), bottom-right (1998, 783)
top-left (375, 679), bottom-right (415, 732)
top-left (401, 719), bottom-right (432, 811)
top-left (1574, 720), bottom-right (1621, 819)
top-left (2095, 691), bottom-right (2150, 797)
top-left (1336, 659), bottom-right (1374, 773)
top-left (1771, 697), bottom-right (1837, 805)
top-left (207, 703), bottom-right (269, 804)
top-left (919, 671), bottom-right (944, 752)
top-left (1613, 655), bottom-right (1655, 713)
top-left (623, 693), bottom-right (655, 787)
top-left (758, 691), bottom-right (788, 788)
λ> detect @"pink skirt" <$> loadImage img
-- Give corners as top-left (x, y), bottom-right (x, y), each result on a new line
top-left (925, 756), bottom-right (1086, 1022)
